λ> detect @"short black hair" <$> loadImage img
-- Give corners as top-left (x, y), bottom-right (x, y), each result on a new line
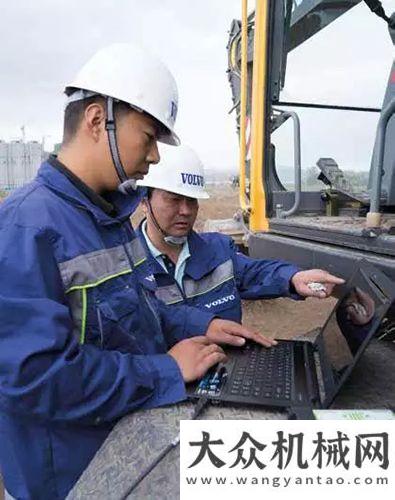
top-left (62, 96), bottom-right (131, 145)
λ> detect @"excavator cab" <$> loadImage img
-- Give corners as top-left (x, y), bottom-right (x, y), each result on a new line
top-left (226, 0), bottom-right (395, 337)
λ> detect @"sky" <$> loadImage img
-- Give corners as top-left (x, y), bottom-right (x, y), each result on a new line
top-left (0, 0), bottom-right (393, 175)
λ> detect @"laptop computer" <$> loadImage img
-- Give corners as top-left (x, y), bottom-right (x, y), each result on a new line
top-left (187, 260), bottom-right (395, 412)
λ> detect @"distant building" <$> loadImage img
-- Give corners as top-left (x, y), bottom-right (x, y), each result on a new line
top-left (0, 140), bottom-right (46, 191)
top-left (0, 141), bottom-right (9, 189)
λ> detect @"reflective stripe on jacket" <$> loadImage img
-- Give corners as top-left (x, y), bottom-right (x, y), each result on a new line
top-left (0, 162), bottom-right (214, 499)
top-left (136, 224), bottom-right (301, 322)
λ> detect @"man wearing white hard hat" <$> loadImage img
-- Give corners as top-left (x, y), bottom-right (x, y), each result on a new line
top-left (137, 144), bottom-right (345, 321)
top-left (0, 44), bottom-right (275, 499)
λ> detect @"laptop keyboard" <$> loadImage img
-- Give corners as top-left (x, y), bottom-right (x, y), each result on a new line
top-left (227, 342), bottom-right (293, 401)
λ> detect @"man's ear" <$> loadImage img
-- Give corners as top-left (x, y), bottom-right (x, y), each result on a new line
top-left (84, 102), bottom-right (106, 142)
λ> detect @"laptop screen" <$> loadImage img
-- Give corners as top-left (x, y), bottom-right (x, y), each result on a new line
top-left (320, 265), bottom-right (392, 400)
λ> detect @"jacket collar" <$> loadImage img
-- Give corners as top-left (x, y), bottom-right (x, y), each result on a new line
top-left (135, 221), bottom-right (170, 276)
top-left (136, 222), bottom-right (223, 281)
top-left (37, 160), bottom-right (144, 225)
top-left (185, 231), bottom-right (224, 280)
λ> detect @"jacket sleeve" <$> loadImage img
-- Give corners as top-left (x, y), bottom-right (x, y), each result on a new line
top-left (229, 238), bottom-right (302, 300)
top-left (156, 299), bottom-right (215, 347)
top-left (0, 223), bottom-right (186, 426)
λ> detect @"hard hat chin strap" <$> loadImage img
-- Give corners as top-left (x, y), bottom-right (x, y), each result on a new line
top-left (146, 199), bottom-right (187, 246)
top-left (105, 96), bottom-right (138, 194)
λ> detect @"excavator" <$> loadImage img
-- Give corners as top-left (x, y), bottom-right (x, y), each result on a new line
top-left (225, 0), bottom-right (395, 337)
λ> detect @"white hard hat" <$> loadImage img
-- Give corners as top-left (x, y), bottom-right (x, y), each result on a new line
top-left (64, 43), bottom-right (179, 145)
top-left (137, 144), bottom-right (210, 199)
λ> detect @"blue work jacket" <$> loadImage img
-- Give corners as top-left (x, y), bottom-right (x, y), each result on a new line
top-left (0, 161), bottom-right (214, 499)
top-left (136, 224), bottom-right (301, 322)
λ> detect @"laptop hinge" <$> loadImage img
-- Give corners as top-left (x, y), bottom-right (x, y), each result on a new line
top-left (303, 342), bottom-right (320, 405)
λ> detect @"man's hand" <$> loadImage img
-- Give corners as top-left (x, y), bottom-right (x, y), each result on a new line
top-left (168, 336), bottom-right (227, 383)
top-left (206, 319), bottom-right (277, 348)
top-left (291, 269), bottom-right (345, 298)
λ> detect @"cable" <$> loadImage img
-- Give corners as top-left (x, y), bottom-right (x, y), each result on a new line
top-left (120, 398), bottom-right (209, 499)
top-left (191, 396), bottom-right (210, 419)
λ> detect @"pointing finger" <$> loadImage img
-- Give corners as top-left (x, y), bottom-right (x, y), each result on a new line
top-left (323, 274), bottom-right (345, 285)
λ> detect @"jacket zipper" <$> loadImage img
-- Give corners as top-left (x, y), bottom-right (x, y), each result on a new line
top-left (96, 307), bottom-right (105, 348)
